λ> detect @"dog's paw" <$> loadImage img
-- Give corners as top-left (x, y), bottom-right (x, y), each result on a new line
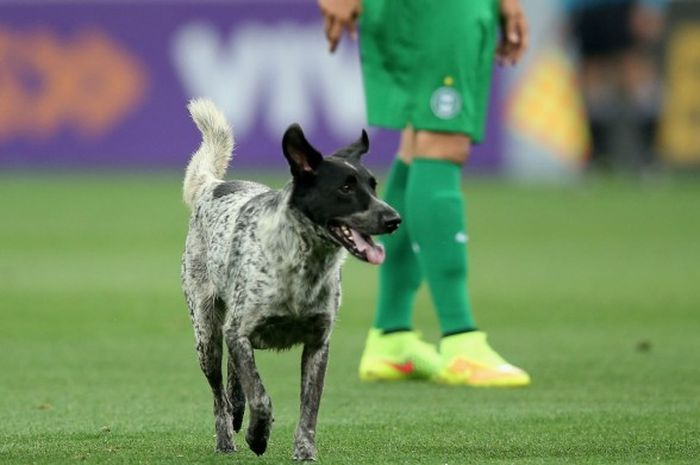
top-left (245, 413), bottom-right (271, 456)
top-left (245, 431), bottom-right (268, 456)
top-left (292, 449), bottom-right (317, 461)
top-left (231, 404), bottom-right (245, 433)
top-left (216, 441), bottom-right (237, 454)
top-left (292, 441), bottom-right (317, 461)
top-left (227, 389), bottom-right (246, 433)
top-left (215, 411), bottom-right (236, 453)
top-left (232, 414), bottom-right (243, 434)
top-left (292, 453), bottom-right (317, 461)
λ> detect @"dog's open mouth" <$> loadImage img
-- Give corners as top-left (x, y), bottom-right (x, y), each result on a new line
top-left (328, 221), bottom-right (386, 265)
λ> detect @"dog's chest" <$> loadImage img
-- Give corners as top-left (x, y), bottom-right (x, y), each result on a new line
top-left (275, 258), bottom-right (335, 301)
top-left (242, 220), bottom-right (343, 312)
top-left (248, 312), bottom-right (333, 350)
top-left (242, 259), bottom-right (341, 350)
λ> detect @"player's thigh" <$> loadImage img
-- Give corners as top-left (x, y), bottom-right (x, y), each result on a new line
top-left (359, 0), bottom-right (414, 134)
top-left (414, 131), bottom-right (472, 165)
top-left (408, 0), bottom-right (498, 149)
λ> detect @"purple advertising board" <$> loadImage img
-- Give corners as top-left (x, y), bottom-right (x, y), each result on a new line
top-left (0, 0), bottom-right (501, 170)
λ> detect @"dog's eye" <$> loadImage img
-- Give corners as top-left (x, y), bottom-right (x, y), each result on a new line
top-left (339, 175), bottom-right (357, 195)
top-left (339, 183), bottom-right (355, 195)
top-left (369, 177), bottom-right (377, 190)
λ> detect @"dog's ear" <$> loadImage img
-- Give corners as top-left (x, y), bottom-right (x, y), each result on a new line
top-left (345, 129), bottom-right (370, 160)
top-left (282, 124), bottom-right (323, 177)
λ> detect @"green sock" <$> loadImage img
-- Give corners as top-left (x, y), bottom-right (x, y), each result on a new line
top-left (374, 159), bottom-right (423, 332)
top-left (405, 158), bottom-right (476, 334)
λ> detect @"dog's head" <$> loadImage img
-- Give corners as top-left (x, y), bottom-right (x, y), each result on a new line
top-left (282, 124), bottom-right (400, 265)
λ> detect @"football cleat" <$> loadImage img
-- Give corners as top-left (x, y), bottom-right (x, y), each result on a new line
top-left (359, 329), bottom-right (442, 381)
top-left (436, 331), bottom-right (531, 387)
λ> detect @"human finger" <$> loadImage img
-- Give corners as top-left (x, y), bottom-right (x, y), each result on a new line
top-left (511, 15), bottom-right (529, 64)
top-left (328, 17), bottom-right (344, 52)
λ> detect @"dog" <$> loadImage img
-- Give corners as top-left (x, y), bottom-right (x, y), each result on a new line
top-left (180, 99), bottom-right (400, 461)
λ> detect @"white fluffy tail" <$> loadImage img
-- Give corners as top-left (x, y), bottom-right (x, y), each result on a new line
top-left (183, 98), bottom-right (234, 209)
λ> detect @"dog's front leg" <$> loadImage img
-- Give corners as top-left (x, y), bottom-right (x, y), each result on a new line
top-left (228, 336), bottom-right (273, 456)
top-left (293, 341), bottom-right (330, 461)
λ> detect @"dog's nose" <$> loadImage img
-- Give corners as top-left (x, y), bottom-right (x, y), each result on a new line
top-left (383, 213), bottom-right (402, 233)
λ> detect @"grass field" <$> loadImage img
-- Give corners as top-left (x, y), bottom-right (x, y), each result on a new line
top-left (1, 172), bottom-right (699, 464)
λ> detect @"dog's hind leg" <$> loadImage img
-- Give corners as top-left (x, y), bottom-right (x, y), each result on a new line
top-left (293, 342), bottom-right (330, 462)
top-left (227, 335), bottom-right (273, 456)
top-left (186, 290), bottom-right (236, 453)
top-left (226, 356), bottom-right (245, 433)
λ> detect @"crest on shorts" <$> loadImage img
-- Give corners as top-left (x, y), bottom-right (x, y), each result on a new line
top-left (430, 86), bottom-right (462, 119)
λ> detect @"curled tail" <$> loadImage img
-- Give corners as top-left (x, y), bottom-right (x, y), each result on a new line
top-left (183, 98), bottom-right (234, 209)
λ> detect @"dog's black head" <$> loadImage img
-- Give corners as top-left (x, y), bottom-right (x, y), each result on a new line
top-left (282, 124), bottom-right (401, 265)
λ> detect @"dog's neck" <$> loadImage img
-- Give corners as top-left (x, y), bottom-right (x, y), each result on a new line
top-left (259, 183), bottom-right (346, 275)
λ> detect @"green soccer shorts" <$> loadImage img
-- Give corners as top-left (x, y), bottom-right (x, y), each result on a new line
top-left (359, 0), bottom-right (499, 142)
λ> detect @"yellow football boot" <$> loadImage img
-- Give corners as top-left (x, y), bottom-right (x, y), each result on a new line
top-left (437, 331), bottom-right (531, 387)
top-left (359, 329), bottom-right (442, 381)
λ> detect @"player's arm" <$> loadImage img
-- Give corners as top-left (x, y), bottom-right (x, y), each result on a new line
top-left (317, 0), bottom-right (362, 53)
top-left (497, 0), bottom-right (529, 66)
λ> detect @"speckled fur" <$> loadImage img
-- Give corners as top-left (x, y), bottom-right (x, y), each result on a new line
top-left (180, 100), bottom-right (382, 461)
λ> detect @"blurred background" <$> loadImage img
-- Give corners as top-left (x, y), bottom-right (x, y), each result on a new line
top-left (1, 0), bottom-right (698, 176)
top-left (1, 2), bottom-right (699, 463)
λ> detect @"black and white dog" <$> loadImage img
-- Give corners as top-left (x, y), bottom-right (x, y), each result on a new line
top-left (181, 99), bottom-right (400, 460)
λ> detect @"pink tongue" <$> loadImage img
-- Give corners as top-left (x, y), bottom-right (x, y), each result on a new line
top-left (350, 229), bottom-right (386, 265)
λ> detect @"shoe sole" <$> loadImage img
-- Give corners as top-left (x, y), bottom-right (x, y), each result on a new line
top-left (435, 375), bottom-right (531, 387)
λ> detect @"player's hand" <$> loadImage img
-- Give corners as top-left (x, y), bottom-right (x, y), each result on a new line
top-left (497, 0), bottom-right (529, 66)
top-left (318, 0), bottom-right (362, 53)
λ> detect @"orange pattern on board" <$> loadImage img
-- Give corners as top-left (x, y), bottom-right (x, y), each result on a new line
top-left (0, 27), bottom-right (147, 141)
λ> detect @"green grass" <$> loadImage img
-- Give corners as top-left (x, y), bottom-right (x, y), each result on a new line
top-left (1, 172), bottom-right (699, 464)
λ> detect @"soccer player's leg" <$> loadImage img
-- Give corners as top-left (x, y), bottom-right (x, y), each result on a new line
top-left (359, 128), bottom-right (443, 382)
top-left (372, 128), bottom-right (422, 336)
top-left (357, 1), bottom-right (443, 382)
top-left (392, 0), bottom-right (530, 387)
top-left (408, 132), bottom-right (530, 387)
